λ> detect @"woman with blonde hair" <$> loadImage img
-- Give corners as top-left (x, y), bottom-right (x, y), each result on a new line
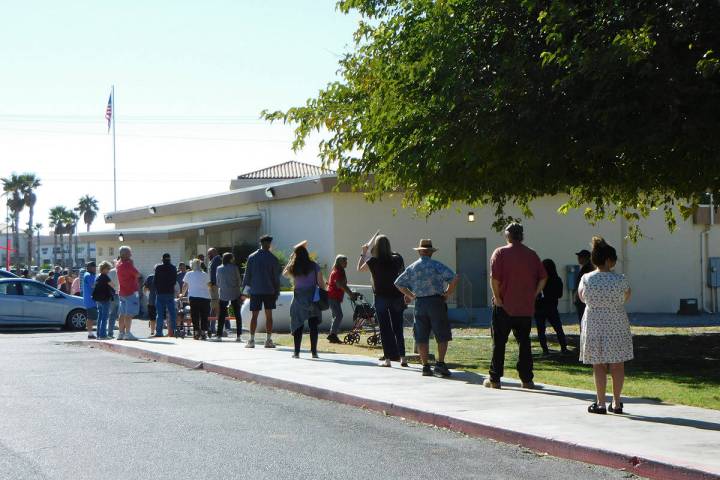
top-left (284, 241), bottom-right (324, 358)
top-left (358, 234), bottom-right (407, 367)
top-left (181, 258), bottom-right (211, 340)
top-left (580, 236), bottom-right (633, 415)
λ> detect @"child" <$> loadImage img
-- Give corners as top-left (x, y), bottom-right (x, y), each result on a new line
top-left (92, 261), bottom-right (116, 339)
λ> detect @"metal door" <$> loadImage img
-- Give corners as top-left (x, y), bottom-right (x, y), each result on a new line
top-left (455, 238), bottom-right (488, 308)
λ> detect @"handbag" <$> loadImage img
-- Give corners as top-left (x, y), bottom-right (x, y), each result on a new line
top-left (314, 285), bottom-right (330, 311)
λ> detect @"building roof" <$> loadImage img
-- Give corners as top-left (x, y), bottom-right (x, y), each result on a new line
top-left (80, 216), bottom-right (262, 242)
top-left (236, 161), bottom-right (334, 180)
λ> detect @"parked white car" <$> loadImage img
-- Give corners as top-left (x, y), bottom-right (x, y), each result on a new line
top-left (239, 291), bottom-right (357, 333)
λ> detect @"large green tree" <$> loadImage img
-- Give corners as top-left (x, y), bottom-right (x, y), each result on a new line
top-left (264, 0), bottom-right (720, 235)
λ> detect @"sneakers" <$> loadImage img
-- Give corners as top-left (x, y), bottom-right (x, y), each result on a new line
top-left (326, 333), bottom-right (342, 344)
top-left (124, 332), bottom-right (138, 341)
top-left (400, 357), bottom-right (409, 367)
top-left (117, 332), bottom-right (126, 341)
top-left (245, 339), bottom-right (255, 349)
top-left (422, 365), bottom-right (433, 376)
top-left (483, 379), bottom-right (501, 389)
top-left (264, 339), bottom-right (276, 349)
top-left (521, 381), bottom-right (536, 389)
top-left (209, 337), bottom-right (222, 342)
top-left (291, 353), bottom-right (300, 359)
top-left (378, 359), bottom-right (391, 367)
top-left (107, 334), bottom-right (115, 339)
top-left (434, 362), bottom-right (451, 377)
top-left (311, 352), bottom-right (319, 359)
top-left (235, 336), bottom-right (243, 343)
top-left (87, 333), bottom-right (97, 339)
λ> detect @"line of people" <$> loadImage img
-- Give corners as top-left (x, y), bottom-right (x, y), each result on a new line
top-left (82, 224), bottom-right (633, 414)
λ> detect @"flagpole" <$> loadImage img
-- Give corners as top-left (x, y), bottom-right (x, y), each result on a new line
top-left (112, 85), bottom-right (117, 211)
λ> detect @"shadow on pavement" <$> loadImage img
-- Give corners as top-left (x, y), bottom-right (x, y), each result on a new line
top-left (622, 414), bottom-right (720, 432)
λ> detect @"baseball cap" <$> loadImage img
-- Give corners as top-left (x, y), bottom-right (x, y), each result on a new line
top-left (575, 249), bottom-right (591, 257)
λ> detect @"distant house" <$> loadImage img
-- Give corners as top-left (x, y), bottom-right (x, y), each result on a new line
top-left (81, 161), bottom-right (720, 314)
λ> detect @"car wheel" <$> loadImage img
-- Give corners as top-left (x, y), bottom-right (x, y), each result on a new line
top-left (65, 309), bottom-right (87, 331)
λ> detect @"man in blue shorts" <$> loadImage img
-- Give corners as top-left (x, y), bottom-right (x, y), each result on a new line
top-left (242, 235), bottom-right (281, 348)
top-left (395, 239), bottom-right (459, 377)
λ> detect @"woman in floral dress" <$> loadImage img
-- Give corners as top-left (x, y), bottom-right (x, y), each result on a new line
top-left (579, 236), bottom-right (633, 415)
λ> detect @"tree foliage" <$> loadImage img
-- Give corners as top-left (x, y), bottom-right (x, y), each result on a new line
top-left (264, 0), bottom-right (720, 236)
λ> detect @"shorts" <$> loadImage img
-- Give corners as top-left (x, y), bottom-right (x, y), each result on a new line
top-left (413, 296), bottom-right (452, 344)
top-left (119, 292), bottom-right (140, 317)
top-left (249, 294), bottom-right (277, 312)
top-left (86, 307), bottom-right (98, 321)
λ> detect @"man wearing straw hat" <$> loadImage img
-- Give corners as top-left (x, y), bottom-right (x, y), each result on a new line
top-left (395, 239), bottom-right (459, 377)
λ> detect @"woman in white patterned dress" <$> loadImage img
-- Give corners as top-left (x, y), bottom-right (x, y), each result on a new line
top-left (579, 236), bottom-right (633, 415)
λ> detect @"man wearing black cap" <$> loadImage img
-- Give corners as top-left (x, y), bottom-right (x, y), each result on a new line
top-left (153, 253), bottom-right (178, 337)
top-left (242, 235), bottom-right (281, 348)
top-left (82, 262), bottom-right (98, 339)
top-left (485, 223), bottom-right (547, 389)
top-left (573, 249), bottom-right (594, 326)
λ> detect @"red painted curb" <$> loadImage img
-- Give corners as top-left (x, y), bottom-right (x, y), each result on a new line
top-left (77, 341), bottom-right (719, 480)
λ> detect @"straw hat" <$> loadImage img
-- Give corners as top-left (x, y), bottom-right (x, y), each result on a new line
top-left (413, 239), bottom-right (438, 252)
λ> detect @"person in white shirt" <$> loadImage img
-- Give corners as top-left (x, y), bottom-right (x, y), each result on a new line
top-left (107, 257), bottom-right (120, 339)
top-left (180, 258), bottom-right (211, 340)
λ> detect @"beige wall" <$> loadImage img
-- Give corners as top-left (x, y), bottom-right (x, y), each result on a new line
top-left (95, 239), bottom-right (185, 278)
top-left (105, 189), bottom-right (720, 313)
top-left (331, 193), bottom-right (720, 313)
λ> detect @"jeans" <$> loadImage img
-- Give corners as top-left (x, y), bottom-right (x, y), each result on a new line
top-left (97, 301), bottom-right (111, 338)
top-left (293, 317), bottom-right (320, 355)
top-left (218, 299), bottom-right (241, 337)
top-left (489, 306), bottom-right (533, 383)
top-left (328, 298), bottom-right (343, 334)
top-left (190, 297), bottom-right (210, 333)
top-left (108, 295), bottom-right (119, 335)
top-left (155, 293), bottom-right (177, 335)
top-left (535, 306), bottom-right (567, 352)
top-left (375, 295), bottom-right (406, 361)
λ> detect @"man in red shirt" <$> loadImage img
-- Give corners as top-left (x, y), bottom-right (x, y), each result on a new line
top-left (486, 223), bottom-right (547, 389)
top-left (116, 245), bottom-right (141, 341)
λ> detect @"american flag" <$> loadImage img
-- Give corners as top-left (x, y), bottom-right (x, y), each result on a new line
top-left (105, 92), bottom-right (113, 132)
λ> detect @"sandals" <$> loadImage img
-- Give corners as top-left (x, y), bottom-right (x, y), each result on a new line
top-left (587, 403), bottom-right (607, 415)
top-left (608, 402), bottom-right (624, 414)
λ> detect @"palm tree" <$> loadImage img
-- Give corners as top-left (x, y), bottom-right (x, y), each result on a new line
top-left (64, 210), bottom-right (79, 267)
top-left (76, 195), bottom-right (99, 263)
top-left (1, 174), bottom-right (26, 269)
top-left (19, 173), bottom-right (41, 267)
top-left (34, 222), bottom-right (42, 267)
top-left (48, 206), bottom-right (67, 267)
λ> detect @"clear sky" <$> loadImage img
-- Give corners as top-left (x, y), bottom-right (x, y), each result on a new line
top-left (0, 0), bottom-right (359, 233)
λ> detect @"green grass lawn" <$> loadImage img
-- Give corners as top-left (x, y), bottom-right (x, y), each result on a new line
top-left (272, 325), bottom-right (720, 410)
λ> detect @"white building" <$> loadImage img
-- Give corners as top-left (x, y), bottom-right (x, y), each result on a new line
top-left (81, 161), bottom-right (720, 315)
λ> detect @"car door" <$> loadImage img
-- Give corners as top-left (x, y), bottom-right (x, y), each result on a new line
top-left (20, 282), bottom-right (63, 325)
top-left (0, 281), bottom-right (25, 324)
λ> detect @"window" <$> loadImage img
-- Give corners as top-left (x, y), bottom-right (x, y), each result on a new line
top-left (109, 247), bottom-right (114, 256)
top-left (0, 282), bottom-right (21, 295)
top-left (21, 282), bottom-right (53, 297)
top-left (98, 247), bottom-right (103, 257)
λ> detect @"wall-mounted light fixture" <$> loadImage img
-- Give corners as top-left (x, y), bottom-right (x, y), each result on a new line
top-left (148, 206), bottom-right (157, 214)
top-left (468, 212), bottom-right (475, 223)
top-left (265, 187), bottom-right (276, 199)
top-left (198, 228), bottom-right (205, 237)
top-left (118, 233), bottom-right (124, 242)
top-left (105, 215), bottom-right (113, 221)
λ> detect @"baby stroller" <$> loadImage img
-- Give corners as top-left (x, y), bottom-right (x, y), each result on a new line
top-left (174, 296), bottom-right (193, 338)
top-left (343, 294), bottom-right (381, 346)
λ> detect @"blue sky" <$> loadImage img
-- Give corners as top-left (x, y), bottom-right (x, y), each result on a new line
top-left (0, 1), bottom-right (359, 229)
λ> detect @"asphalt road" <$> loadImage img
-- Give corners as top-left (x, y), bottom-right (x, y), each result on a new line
top-left (0, 329), bottom-right (641, 480)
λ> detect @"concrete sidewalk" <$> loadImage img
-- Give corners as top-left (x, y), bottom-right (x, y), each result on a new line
top-left (76, 336), bottom-right (720, 480)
